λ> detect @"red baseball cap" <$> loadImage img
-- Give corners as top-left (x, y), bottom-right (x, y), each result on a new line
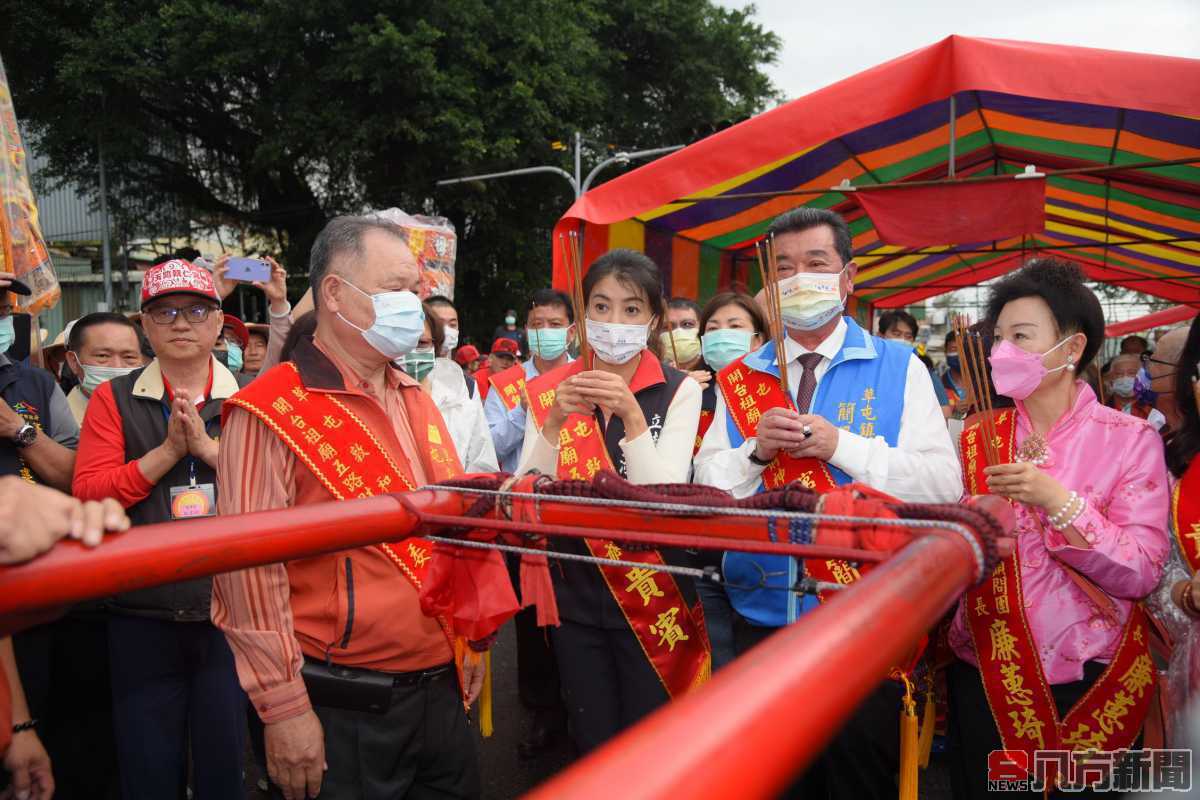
top-left (141, 259), bottom-right (221, 308)
top-left (222, 315), bottom-right (250, 348)
top-left (454, 345), bottom-right (480, 366)
top-left (491, 338), bottom-right (520, 357)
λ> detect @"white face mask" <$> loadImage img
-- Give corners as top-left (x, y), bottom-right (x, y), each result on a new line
top-left (440, 325), bottom-right (460, 356)
top-left (777, 269), bottom-right (845, 331)
top-left (586, 318), bottom-right (648, 365)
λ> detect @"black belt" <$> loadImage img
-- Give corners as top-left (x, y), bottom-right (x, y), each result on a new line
top-left (300, 658), bottom-right (455, 714)
top-left (389, 662), bottom-right (455, 687)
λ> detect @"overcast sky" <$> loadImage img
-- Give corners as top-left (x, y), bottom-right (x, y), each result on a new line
top-left (722, 0), bottom-right (1200, 101)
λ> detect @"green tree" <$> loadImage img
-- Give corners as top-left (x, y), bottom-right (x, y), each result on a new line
top-left (0, 0), bottom-right (779, 342)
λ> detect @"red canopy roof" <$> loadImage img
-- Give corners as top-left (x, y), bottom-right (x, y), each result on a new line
top-left (553, 36), bottom-right (1200, 315)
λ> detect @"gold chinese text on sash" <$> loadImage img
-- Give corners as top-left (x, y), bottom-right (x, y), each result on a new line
top-left (717, 361), bottom-right (858, 600)
top-left (960, 411), bottom-right (1154, 788)
top-left (226, 363), bottom-right (457, 597)
top-left (693, 408), bottom-right (714, 456)
top-left (488, 363), bottom-right (527, 412)
top-left (1171, 458), bottom-right (1200, 576)
top-left (526, 365), bottom-right (711, 697)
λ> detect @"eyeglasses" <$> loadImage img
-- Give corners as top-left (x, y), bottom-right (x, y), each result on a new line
top-left (1140, 353), bottom-right (1177, 368)
top-left (146, 304), bottom-right (219, 326)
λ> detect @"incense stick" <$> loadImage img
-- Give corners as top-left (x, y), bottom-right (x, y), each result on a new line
top-left (766, 238), bottom-right (791, 399)
top-left (954, 315), bottom-right (1002, 466)
top-left (755, 238), bottom-right (791, 399)
top-left (967, 329), bottom-right (1000, 465)
top-left (953, 316), bottom-right (990, 465)
top-left (559, 231), bottom-right (590, 366)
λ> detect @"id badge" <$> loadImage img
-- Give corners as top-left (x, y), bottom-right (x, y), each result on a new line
top-left (169, 482), bottom-right (217, 519)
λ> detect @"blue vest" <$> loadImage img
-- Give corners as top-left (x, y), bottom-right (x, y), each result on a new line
top-left (721, 318), bottom-right (911, 627)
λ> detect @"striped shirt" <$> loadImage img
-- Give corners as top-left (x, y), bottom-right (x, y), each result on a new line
top-left (210, 337), bottom-right (450, 723)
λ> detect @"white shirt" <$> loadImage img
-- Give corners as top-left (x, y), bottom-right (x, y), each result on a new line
top-left (484, 358), bottom-right (554, 473)
top-left (693, 319), bottom-right (962, 503)
top-left (428, 357), bottom-right (499, 474)
top-left (515, 370), bottom-right (702, 484)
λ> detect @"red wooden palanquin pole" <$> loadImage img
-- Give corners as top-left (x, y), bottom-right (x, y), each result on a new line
top-left (0, 484), bottom-right (992, 797)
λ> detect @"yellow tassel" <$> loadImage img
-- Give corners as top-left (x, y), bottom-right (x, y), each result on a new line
top-left (918, 688), bottom-right (936, 769)
top-left (690, 654), bottom-right (712, 692)
top-left (898, 674), bottom-right (919, 800)
top-left (480, 650), bottom-right (494, 739)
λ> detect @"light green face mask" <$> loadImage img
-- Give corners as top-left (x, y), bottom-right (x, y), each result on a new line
top-left (398, 347), bottom-right (436, 382)
top-left (527, 326), bottom-right (570, 360)
top-left (0, 316), bottom-right (14, 353)
top-left (78, 360), bottom-right (138, 395)
top-left (701, 328), bottom-right (754, 371)
top-left (225, 340), bottom-right (244, 372)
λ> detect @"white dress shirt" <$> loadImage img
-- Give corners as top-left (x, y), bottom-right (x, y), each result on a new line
top-left (429, 357), bottom-right (499, 474)
top-left (516, 373), bottom-right (702, 484)
top-left (693, 318), bottom-right (962, 503)
top-left (484, 358), bottom-right (559, 473)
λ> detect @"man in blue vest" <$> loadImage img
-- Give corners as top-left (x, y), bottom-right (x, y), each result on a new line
top-left (694, 207), bottom-right (961, 800)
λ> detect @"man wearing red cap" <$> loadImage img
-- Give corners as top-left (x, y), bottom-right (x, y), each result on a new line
top-left (214, 314), bottom-right (254, 381)
top-left (474, 337), bottom-right (520, 401)
top-left (72, 258), bottom-right (247, 800)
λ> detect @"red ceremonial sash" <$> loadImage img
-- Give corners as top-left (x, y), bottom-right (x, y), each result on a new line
top-left (526, 359), bottom-right (711, 698)
top-left (488, 363), bottom-right (528, 412)
top-left (1171, 458), bottom-right (1200, 576)
top-left (960, 411), bottom-right (1154, 787)
top-left (225, 363), bottom-right (460, 615)
top-left (693, 408), bottom-right (714, 456)
top-left (717, 360), bottom-right (860, 600)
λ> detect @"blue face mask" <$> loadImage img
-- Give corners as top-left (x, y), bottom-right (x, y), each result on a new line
top-left (527, 326), bottom-right (570, 361)
top-left (1133, 366), bottom-right (1158, 405)
top-left (946, 354), bottom-right (961, 373)
top-left (225, 340), bottom-right (244, 372)
top-left (701, 328), bottom-right (754, 372)
top-left (0, 316), bottom-right (13, 353)
top-left (338, 280), bottom-right (425, 360)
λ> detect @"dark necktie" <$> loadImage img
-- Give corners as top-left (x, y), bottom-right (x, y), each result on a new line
top-left (794, 352), bottom-right (823, 413)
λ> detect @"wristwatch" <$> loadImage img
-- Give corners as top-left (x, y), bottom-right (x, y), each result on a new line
top-left (12, 422), bottom-right (37, 449)
top-left (748, 441), bottom-right (772, 467)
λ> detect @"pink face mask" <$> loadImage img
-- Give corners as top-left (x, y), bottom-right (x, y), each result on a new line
top-left (988, 336), bottom-right (1075, 400)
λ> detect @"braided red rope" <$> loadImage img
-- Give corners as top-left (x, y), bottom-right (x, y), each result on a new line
top-left (429, 471), bottom-right (1002, 581)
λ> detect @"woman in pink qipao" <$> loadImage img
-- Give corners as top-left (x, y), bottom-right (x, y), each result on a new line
top-left (945, 259), bottom-right (1170, 799)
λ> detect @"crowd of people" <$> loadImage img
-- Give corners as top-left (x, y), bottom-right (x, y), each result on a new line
top-left (0, 206), bottom-right (1198, 800)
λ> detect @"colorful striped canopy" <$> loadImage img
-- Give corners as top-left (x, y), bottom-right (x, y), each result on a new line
top-left (552, 36), bottom-right (1200, 317)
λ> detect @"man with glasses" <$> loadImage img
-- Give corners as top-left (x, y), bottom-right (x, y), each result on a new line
top-left (694, 208), bottom-right (961, 800)
top-left (72, 258), bottom-right (246, 800)
top-left (1141, 327), bottom-right (1189, 433)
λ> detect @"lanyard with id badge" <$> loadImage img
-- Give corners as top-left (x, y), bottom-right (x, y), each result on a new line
top-left (162, 402), bottom-right (217, 519)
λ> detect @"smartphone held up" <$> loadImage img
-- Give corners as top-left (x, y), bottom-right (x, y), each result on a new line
top-left (225, 257), bottom-right (272, 284)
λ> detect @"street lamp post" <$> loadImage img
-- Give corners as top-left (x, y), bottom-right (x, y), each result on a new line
top-left (435, 131), bottom-right (683, 200)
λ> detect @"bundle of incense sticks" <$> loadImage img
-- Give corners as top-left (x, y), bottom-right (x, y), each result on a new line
top-left (755, 236), bottom-right (791, 399)
top-left (952, 314), bottom-right (1001, 465)
top-left (558, 230), bottom-right (590, 366)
